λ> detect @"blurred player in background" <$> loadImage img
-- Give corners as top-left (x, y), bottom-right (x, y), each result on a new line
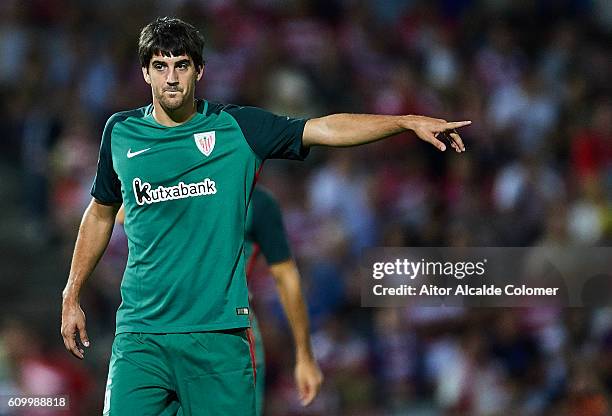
top-left (242, 185), bottom-right (324, 412)
top-left (60, 16), bottom-right (469, 416)
top-left (115, 185), bottom-right (323, 414)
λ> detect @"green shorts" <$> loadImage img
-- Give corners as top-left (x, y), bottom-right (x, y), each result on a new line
top-left (103, 329), bottom-right (256, 416)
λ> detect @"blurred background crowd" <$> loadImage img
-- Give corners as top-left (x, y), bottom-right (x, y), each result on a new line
top-left (0, 0), bottom-right (611, 414)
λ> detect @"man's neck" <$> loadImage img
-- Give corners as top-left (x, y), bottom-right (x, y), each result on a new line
top-left (152, 100), bottom-right (197, 127)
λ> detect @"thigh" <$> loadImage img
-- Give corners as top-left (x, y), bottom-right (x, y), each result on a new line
top-left (103, 333), bottom-right (175, 416)
top-left (172, 329), bottom-right (256, 416)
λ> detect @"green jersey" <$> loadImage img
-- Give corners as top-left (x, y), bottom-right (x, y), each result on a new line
top-left (91, 100), bottom-right (308, 334)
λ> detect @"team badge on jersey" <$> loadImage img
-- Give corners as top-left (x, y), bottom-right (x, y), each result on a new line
top-left (194, 131), bottom-right (216, 156)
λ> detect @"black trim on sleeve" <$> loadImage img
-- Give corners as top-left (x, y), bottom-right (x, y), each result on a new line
top-left (90, 113), bottom-right (124, 204)
top-left (207, 102), bottom-right (309, 161)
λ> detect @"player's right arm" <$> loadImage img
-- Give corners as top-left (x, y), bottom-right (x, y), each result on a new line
top-left (61, 114), bottom-right (123, 359)
top-left (61, 199), bottom-right (120, 359)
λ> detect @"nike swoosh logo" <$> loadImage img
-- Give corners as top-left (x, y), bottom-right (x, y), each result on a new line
top-left (127, 148), bottom-right (151, 158)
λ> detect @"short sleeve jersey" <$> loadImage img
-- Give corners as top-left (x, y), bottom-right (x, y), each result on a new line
top-left (91, 100), bottom-right (308, 334)
top-left (244, 187), bottom-right (292, 280)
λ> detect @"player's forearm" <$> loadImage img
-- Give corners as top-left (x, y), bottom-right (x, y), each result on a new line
top-left (303, 113), bottom-right (416, 148)
top-left (270, 260), bottom-right (315, 360)
top-left (62, 200), bottom-right (118, 303)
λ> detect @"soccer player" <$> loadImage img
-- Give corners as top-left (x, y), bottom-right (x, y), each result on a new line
top-left (60, 17), bottom-right (469, 416)
top-left (244, 186), bottom-right (323, 412)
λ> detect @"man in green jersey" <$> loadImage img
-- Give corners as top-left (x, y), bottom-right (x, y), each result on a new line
top-left (60, 16), bottom-right (469, 416)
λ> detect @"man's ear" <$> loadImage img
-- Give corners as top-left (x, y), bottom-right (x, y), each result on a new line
top-left (142, 66), bottom-right (151, 85)
top-left (196, 65), bottom-right (204, 82)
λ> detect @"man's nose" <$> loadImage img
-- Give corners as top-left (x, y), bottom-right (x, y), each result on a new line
top-left (166, 68), bottom-right (179, 84)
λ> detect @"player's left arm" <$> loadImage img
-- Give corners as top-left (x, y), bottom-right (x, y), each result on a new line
top-left (302, 114), bottom-right (471, 152)
top-left (268, 259), bottom-right (323, 406)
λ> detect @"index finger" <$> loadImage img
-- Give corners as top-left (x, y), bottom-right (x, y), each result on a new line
top-left (62, 330), bottom-right (84, 359)
top-left (71, 337), bottom-right (85, 360)
top-left (444, 120), bottom-right (471, 129)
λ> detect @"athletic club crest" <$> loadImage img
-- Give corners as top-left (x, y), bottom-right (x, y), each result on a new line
top-left (194, 131), bottom-right (216, 156)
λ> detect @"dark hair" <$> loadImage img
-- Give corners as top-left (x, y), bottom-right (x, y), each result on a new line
top-left (138, 17), bottom-right (205, 70)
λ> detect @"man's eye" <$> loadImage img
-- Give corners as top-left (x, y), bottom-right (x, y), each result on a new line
top-left (153, 64), bottom-right (164, 70)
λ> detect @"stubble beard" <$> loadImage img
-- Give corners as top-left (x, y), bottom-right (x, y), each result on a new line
top-left (157, 90), bottom-right (185, 112)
